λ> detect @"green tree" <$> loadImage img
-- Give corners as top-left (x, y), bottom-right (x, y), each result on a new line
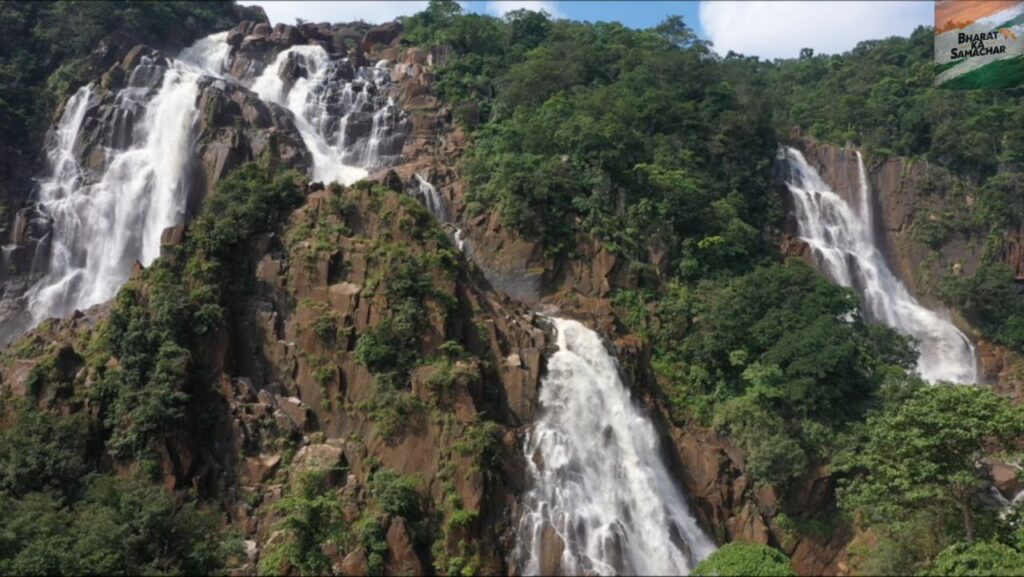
top-left (924, 541), bottom-right (1024, 576)
top-left (0, 475), bottom-right (237, 575)
top-left (839, 385), bottom-right (1024, 542)
top-left (692, 542), bottom-right (795, 576)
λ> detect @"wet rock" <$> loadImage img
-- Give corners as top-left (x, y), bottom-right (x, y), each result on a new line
top-left (538, 524), bottom-right (565, 576)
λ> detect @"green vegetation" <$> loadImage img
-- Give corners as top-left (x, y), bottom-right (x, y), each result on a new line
top-left (941, 263), bottom-right (1024, 350)
top-left (351, 467), bottom-right (423, 576)
top-left (0, 404), bottom-right (95, 498)
top-left (616, 261), bottom-right (916, 486)
top-left (258, 469), bottom-right (346, 576)
top-left (0, 474), bottom-right (239, 575)
top-left (401, 4), bottom-right (1024, 573)
top-left (692, 542), bottom-right (796, 576)
top-left (94, 163), bottom-right (303, 460)
top-left (0, 163), bottom-right (299, 574)
top-left (404, 2), bottom-right (775, 264)
top-left (3, 1), bottom-right (1024, 575)
top-left (924, 541), bottom-right (1024, 576)
top-left (839, 385), bottom-right (1024, 543)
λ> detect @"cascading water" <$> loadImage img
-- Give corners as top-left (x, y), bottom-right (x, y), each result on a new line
top-left (783, 147), bottom-right (978, 384)
top-left (412, 174), bottom-right (465, 251)
top-left (252, 46), bottom-right (405, 185)
top-left (516, 318), bottom-right (715, 576)
top-left (24, 39), bottom-right (227, 326)
top-left (11, 32), bottom-right (409, 338)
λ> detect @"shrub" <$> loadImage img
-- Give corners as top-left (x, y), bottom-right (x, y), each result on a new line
top-left (692, 543), bottom-right (795, 577)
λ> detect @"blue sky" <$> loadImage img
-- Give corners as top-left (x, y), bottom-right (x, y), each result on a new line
top-left (245, 1), bottom-right (934, 60)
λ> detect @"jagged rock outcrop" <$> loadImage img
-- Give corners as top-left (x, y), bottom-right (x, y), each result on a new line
top-left (224, 19), bottom-right (370, 82)
top-left (193, 76), bottom-right (311, 210)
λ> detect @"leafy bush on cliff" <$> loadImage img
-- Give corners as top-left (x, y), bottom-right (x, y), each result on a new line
top-left (941, 263), bottom-right (1024, 350)
top-left (692, 542), bottom-right (795, 576)
top-left (924, 541), bottom-right (1024, 576)
top-left (838, 384), bottom-right (1024, 544)
top-left (0, 405), bottom-right (96, 498)
top-left (407, 2), bottom-right (776, 265)
top-left (258, 469), bottom-right (346, 577)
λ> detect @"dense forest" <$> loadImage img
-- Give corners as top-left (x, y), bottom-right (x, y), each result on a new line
top-left (1, 1), bottom-right (1023, 575)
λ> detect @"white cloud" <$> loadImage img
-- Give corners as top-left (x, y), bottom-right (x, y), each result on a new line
top-left (242, 1), bottom-right (428, 25)
top-left (486, 1), bottom-right (562, 18)
top-left (699, 1), bottom-right (932, 59)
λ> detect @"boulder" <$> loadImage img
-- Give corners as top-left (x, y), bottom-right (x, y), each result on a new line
top-left (989, 459), bottom-right (1022, 499)
top-left (361, 21), bottom-right (403, 51)
top-left (241, 454), bottom-right (281, 485)
top-left (340, 550), bottom-right (368, 576)
top-left (293, 443), bottom-right (346, 483)
top-left (538, 524), bottom-right (566, 576)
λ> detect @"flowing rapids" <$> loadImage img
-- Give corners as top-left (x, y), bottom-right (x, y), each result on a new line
top-left (516, 318), bottom-right (715, 576)
top-left (783, 147), bottom-right (978, 383)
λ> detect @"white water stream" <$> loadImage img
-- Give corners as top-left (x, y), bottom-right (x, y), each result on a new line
top-left (252, 47), bottom-right (404, 185)
top-left (25, 43), bottom-right (219, 324)
top-left (783, 147), bottom-right (978, 383)
top-left (16, 32), bottom-right (404, 335)
top-left (517, 318), bottom-right (715, 576)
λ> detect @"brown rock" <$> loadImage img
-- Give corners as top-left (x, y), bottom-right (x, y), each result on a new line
top-left (728, 503), bottom-right (769, 544)
top-left (362, 21), bottom-right (403, 51)
top-left (294, 443), bottom-right (346, 481)
top-left (242, 454), bottom-right (281, 485)
top-left (278, 396), bottom-right (313, 431)
top-left (384, 518), bottom-right (423, 575)
top-left (989, 459), bottom-right (1022, 499)
top-left (539, 524), bottom-right (565, 576)
top-left (341, 550), bottom-right (368, 576)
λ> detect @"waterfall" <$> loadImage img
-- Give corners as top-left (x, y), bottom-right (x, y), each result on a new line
top-left (412, 174), bottom-right (465, 251)
top-left (516, 318), bottom-right (715, 576)
top-left (251, 46), bottom-right (404, 185)
top-left (24, 39), bottom-right (227, 326)
top-left (783, 147), bottom-right (978, 384)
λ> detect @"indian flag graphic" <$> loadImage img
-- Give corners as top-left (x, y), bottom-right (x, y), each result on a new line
top-left (935, 0), bottom-right (1024, 89)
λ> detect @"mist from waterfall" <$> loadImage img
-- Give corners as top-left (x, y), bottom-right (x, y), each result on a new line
top-left (783, 147), bottom-right (978, 384)
top-left (516, 318), bottom-right (715, 576)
